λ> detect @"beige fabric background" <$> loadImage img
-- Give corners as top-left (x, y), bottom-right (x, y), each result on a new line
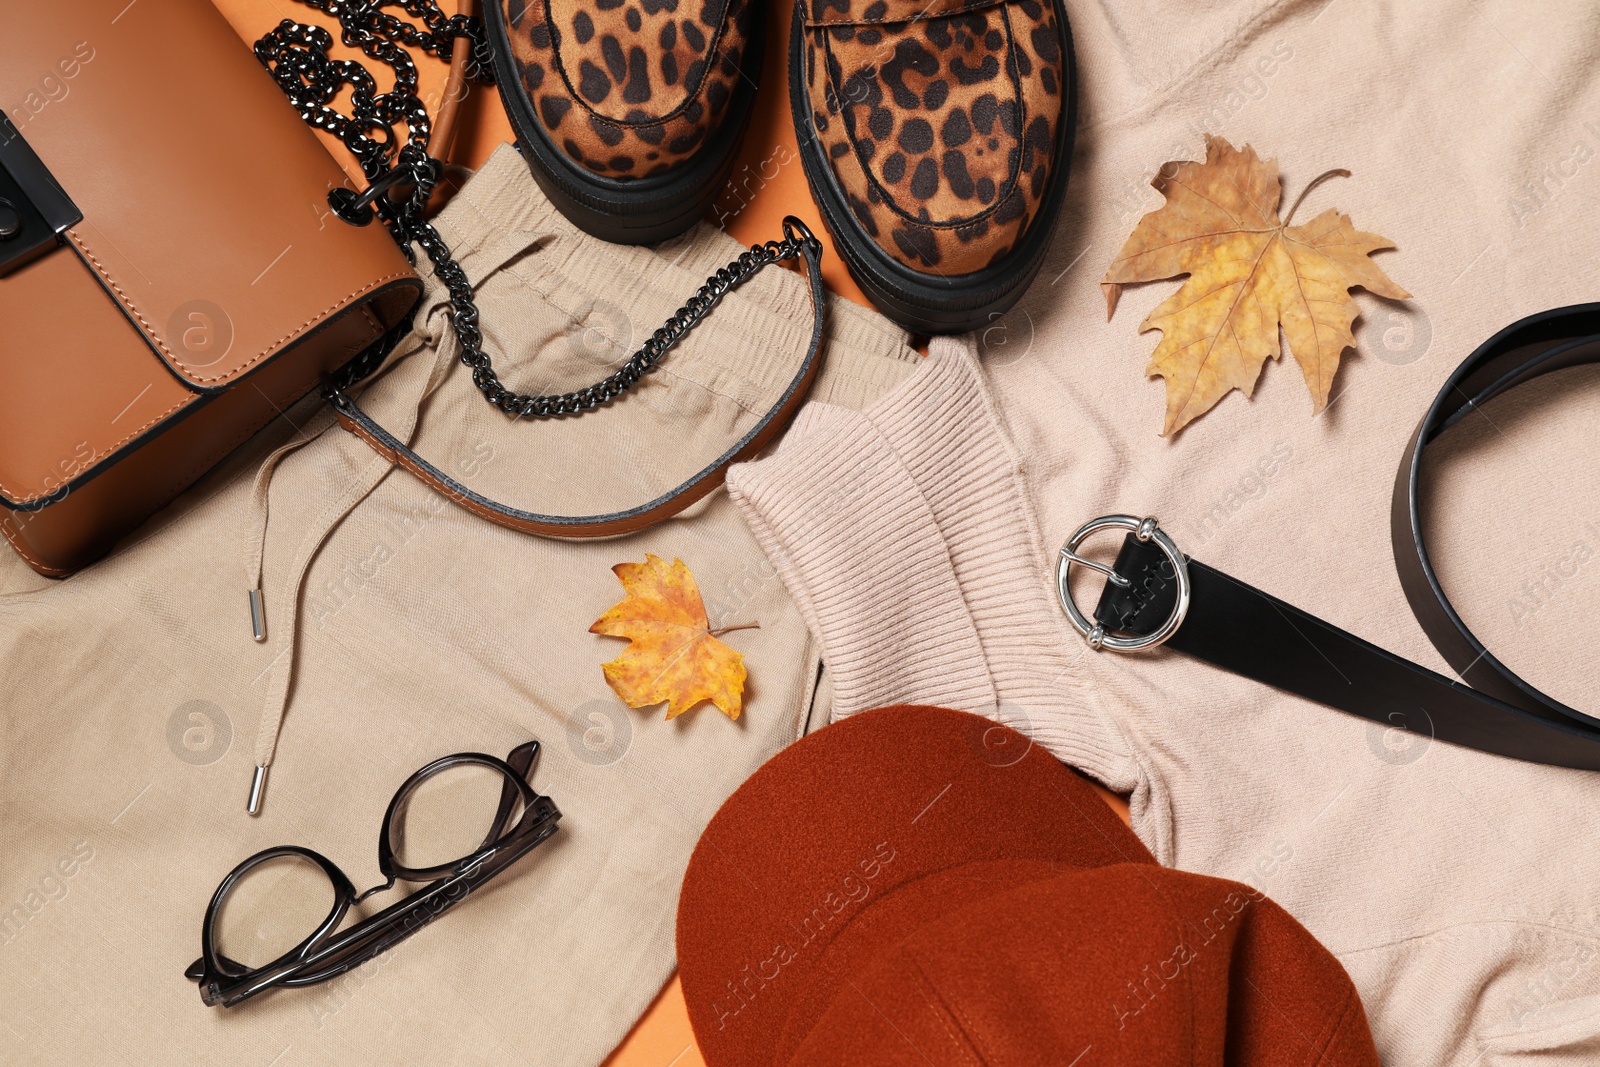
top-left (0, 147), bottom-right (918, 1066)
top-left (730, 1), bottom-right (1600, 1063)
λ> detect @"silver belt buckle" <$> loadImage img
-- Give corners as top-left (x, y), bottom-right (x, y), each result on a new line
top-left (1056, 514), bottom-right (1191, 652)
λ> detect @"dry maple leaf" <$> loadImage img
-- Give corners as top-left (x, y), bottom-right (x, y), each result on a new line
top-left (1102, 135), bottom-right (1410, 435)
top-left (589, 554), bottom-right (751, 721)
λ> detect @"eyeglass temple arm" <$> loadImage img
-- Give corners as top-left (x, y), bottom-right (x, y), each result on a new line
top-left (282, 817), bottom-right (561, 990)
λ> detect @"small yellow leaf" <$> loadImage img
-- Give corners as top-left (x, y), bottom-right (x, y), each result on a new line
top-left (1102, 135), bottom-right (1410, 435)
top-left (589, 554), bottom-right (748, 721)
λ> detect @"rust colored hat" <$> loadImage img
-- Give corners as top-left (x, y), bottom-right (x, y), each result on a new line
top-left (677, 706), bottom-right (1379, 1067)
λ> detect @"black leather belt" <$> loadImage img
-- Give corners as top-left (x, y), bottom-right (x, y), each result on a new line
top-left (1058, 303), bottom-right (1600, 770)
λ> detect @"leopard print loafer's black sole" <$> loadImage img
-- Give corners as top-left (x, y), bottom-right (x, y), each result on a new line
top-left (788, 3), bottom-right (1077, 335)
top-left (485, 1), bottom-right (764, 246)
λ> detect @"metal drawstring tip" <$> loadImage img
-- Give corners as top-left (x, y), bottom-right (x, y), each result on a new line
top-left (248, 589), bottom-right (267, 643)
top-left (247, 765), bottom-right (268, 816)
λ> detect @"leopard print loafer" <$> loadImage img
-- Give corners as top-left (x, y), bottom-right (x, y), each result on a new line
top-left (791, 0), bottom-right (1075, 332)
top-left (486, 0), bottom-right (763, 244)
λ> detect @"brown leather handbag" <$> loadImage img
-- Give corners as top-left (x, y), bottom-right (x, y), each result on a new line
top-left (4, 0), bottom-right (826, 578)
top-left (0, 1), bottom-right (422, 576)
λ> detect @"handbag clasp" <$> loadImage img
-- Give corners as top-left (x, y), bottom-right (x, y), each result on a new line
top-left (0, 117), bottom-right (82, 277)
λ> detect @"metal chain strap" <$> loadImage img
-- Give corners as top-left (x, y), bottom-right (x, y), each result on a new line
top-left (254, 1), bottom-right (815, 418)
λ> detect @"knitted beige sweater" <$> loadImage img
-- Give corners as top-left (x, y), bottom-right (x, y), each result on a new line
top-left (729, 1), bottom-right (1600, 1062)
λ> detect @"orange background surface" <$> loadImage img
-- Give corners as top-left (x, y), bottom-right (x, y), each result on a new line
top-left (210, 3), bottom-right (1126, 1062)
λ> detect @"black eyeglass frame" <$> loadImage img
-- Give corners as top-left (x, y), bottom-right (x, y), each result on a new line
top-left (187, 740), bottom-right (560, 1007)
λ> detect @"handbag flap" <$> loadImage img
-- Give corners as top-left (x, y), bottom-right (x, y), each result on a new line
top-left (0, 0), bottom-right (418, 395)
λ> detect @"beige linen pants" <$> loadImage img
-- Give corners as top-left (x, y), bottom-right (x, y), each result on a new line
top-left (0, 145), bottom-right (917, 1066)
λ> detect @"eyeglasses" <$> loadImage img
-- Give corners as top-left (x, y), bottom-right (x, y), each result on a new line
top-left (186, 741), bottom-right (560, 1007)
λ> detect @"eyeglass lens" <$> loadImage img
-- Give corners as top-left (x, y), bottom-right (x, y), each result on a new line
top-left (211, 853), bottom-right (339, 971)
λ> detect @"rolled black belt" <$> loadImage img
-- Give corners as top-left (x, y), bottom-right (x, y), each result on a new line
top-left (1058, 303), bottom-right (1600, 770)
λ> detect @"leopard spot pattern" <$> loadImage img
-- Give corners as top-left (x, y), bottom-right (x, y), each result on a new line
top-left (803, 0), bottom-right (1065, 274)
top-left (504, 0), bottom-right (754, 178)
